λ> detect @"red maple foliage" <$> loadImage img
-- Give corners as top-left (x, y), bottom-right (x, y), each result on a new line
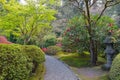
top-left (66, 28), bottom-right (71, 32)
top-left (41, 48), bottom-right (47, 53)
top-left (56, 43), bottom-right (62, 47)
top-left (0, 36), bottom-right (12, 44)
top-left (108, 23), bottom-right (113, 27)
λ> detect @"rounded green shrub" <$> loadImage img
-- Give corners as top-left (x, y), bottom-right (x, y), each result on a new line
top-left (0, 44), bottom-right (45, 80)
top-left (44, 38), bottom-right (57, 47)
top-left (23, 45), bottom-right (45, 64)
top-left (22, 45), bottom-right (45, 73)
top-left (109, 54), bottom-right (120, 80)
top-left (0, 44), bottom-right (31, 80)
top-left (46, 46), bottom-right (62, 55)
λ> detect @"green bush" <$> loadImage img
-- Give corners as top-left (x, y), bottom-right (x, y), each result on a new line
top-left (0, 44), bottom-right (30, 80)
top-left (109, 54), bottom-right (120, 80)
top-left (0, 44), bottom-right (45, 80)
top-left (44, 38), bottom-right (57, 47)
top-left (43, 33), bottom-right (57, 47)
top-left (22, 45), bottom-right (45, 73)
top-left (23, 45), bottom-right (45, 64)
top-left (46, 46), bottom-right (62, 55)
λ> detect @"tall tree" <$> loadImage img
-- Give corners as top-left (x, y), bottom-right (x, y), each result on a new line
top-left (68, 0), bottom-right (120, 65)
top-left (0, 0), bottom-right (58, 44)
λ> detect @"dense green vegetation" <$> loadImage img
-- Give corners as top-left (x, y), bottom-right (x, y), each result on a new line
top-left (0, 0), bottom-right (58, 45)
top-left (0, 0), bottom-right (120, 80)
top-left (109, 54), bottom-right (120, 80)
top-left (0, 44), bottom-right (45, 80)
top-left (67, 0), bottom-right (120, 65)
top-left (62, 15), bottom-right (118, 53)
top-left (46, 46), bottom-right (62, 55)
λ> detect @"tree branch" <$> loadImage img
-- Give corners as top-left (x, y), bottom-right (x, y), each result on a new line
top-left (95, 0), bottom-right (120, 24)
top-left (95, 0), bottom-right (108, 24)
top-left (90, 0), bottom-right (97, 8)
top-left (24, 15), bottom-right (28, 35)
top-left (107, 1), bottom-right (120, 7)
top-left (72, 0), bottom-right (85, 12)
top-left (85, 0), bottom-right (91, 25)
top-left (72, 3), bottom-right (84, 12)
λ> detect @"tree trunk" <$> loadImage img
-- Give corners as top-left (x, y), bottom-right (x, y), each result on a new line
top-left (84, 0), bottom-right (98, 65)
top-left (23, 37), bottom-right (30, 45)
top-left (86, 22), bottom-right (98, 65)
top-left (24, 39), bottom-right (27, 45)
top-left (89, 36), bottom-right (98, 65)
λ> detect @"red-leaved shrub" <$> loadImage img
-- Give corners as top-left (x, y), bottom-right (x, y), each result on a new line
top-left (0, 36), bottom-right (12, 44)
top-left (41, 48), bottom-right (47, 53)
top-left (56, 43), bottom-right (62, 47)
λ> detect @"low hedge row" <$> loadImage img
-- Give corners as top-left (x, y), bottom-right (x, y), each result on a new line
top-left (46, 46), bottom-right (62, 55)
top-left (0, 44), bottom-right (45, 80)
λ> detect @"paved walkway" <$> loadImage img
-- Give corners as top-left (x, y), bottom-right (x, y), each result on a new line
top-left (44, 55), bottom-right (80, 80)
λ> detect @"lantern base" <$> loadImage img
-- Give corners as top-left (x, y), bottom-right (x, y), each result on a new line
top-left (101, 64), bottom-right (111, 71)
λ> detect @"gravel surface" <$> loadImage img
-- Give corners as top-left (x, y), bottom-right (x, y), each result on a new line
top-left (77, 67), bottom-right (108, 78)
top-left (44, 55), bottom-right (80, 80)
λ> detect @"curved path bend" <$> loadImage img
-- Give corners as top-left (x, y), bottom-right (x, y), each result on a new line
top-left (44, 55), bottom-right (80, 80)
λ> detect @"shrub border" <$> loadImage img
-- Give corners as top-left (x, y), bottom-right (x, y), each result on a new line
top-left (29, 63), bottom-right (45, 80)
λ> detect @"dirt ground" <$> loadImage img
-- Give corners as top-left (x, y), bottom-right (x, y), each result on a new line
top-left (70, 66), bottom-right (109, 80)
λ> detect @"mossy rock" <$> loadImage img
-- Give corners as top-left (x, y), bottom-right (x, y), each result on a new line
top-left (109, 54), bottom-right (120, 80)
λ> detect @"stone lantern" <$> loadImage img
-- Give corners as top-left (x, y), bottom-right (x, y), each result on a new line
top-left (102, 32), bottom-right (116, 70)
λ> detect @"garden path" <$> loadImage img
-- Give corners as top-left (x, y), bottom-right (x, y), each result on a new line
top-left (44, 55), bottom-right (80, 80)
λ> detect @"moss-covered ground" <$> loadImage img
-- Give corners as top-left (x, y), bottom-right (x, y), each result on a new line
top-left (55, 51), bottom-right (109, 80)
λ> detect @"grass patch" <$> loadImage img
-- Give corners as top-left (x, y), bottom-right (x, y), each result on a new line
top-left (57, 52), bottom-right (90, 68)
top-left (56, 51), bottom-right (106, 68)
top-left (99, 75), bottom-right (109, 80)
top-left (80, 74), bottom-right (109, 80)
top-left (29, 63), bottom-right (45, 80)
top-left (92, 74), bottom-right (109, 80)
top-left (56, 52), bottom-right (109, 80)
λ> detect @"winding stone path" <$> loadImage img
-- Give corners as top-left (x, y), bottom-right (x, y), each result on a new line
top-left (44, 55), bottom-right (80, 80)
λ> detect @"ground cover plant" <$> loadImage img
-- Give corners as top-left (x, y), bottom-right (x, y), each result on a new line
top-left (56, 51), bottom-right (107, 68)
top-left (57, 52), bottom-right (90, 67)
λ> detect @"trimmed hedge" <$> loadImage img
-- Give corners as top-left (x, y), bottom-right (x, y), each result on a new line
top-left (46, 46), bottom-right (62, 55)
top-left (0, 44), bottom-right (45, 80)
top-left (22, 45), bottom-right (45, 73)
top-left (109, 54), bottom-right (120, 80)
